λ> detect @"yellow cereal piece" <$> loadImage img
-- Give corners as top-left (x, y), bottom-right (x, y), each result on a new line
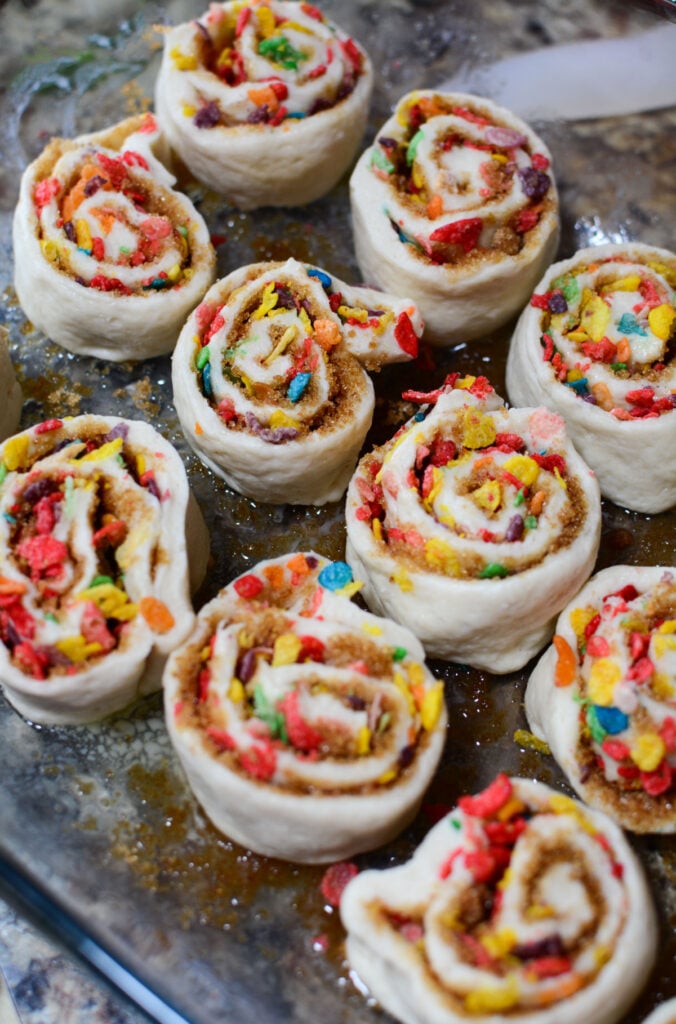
top-left (481, 929), bottom-right (517, 959)
top-left (411, 165), bottom-right (424, 190)
top-left (566, 329), bottom-right (589, 343)
top-left (269, 410), bottom-right (300, 430)
top-left (567, 367), bottom-right (584, 383)
top-left (648, 261), bottom-right (676, 287)
top-left (356, 726), bottom-right (371, 755)
top-left (238, 628), bottom-right (253, 649)
top-left (526, 904), bottom-right (554, 920)
top-left (77, 438), bottom-right (123, 463)
top-left (652, 672), bottom-right (675, 699)
top-left (549, 793), bottom-right (596, 834)
top-left (462, 408), bottom-right (496, 449)
top-left (256, 4), bottom-right (276, 36)
top-left (658, 619), bottom-right (676, 634)
top-left (456, 375), bottom-right (476, 390)
top-left (424, 537), bottom-right (460, 576)
top-left (272, 633), bottom-right (302, 667)
top-left (554, 467), bottom-right (567, 490)
top-left (338, 305), bottom-right (368, 322)
top-left (298, 306), bottom-right (312, 333)
top-left (497, 797), bottom-right (525, 822)
top-left (569, 606), bottom-right (597, 640)
top-left (75, 218), bottom-right (93, 250)
top-left (372, 517), bottom-right (383, 541)
top-left (170, 46), bottom-right (198, 70)
top-left (264, 324), bottom-right (297, 365)
top-left (2, 435), bottom-right (30, 472)
top-left (200, 645), bottom-right (211, 661)
top-left (337, 580), bottom-right (363, 599)
top-left (588, 658), bottom-right (622, 706)
top-left (393, 567), bottom-right (413, 592)
top-left (580, 293), bottom-right (611, 342)
top-left (40, 239), bottom-right (61, 263)
top-left (228, 679), bottom-right (245, 703)
top-left (136, 454), bottom-right (146, 476)
top-left (497, 868), bottom-right (513, 891)
top-left (594, 945), bottom-right (612, 968)
top-left (648, 303), bottom-right (675, 342)
top-left (167, 263), bottom-right (182, 282)
top-left (420, 681), bottom-right (444, 731)
top-left (465, 977), bottom-right (519, 1014)
top-left (513, 729), bottom-right (551, 755)
top-left (362, 622), bottom-right (383, 637)
top-left (603, 275), bottom-right (641, 293)
top-left (471, 478), bottom-right (502, 513)
top-left (56, 636), bottom-right (103, 663)
top-left (77, 583), bottom-right (136, 620)
top-left (378, 767), bottom-right (398, 784)
top-left (182, 104), bottom-right (197, 117)
top-left (394, 671), bottom-right (416, 715)
top-left (374, 310), bottom-right (394, 335)
top-left (652, 634), bottom-right (676, 659)
top-left (408, 662), bottom-right (425, 688)
top-left (491, 152), bottom-right (508, 164)
top-left (396, 92), bottom-right (421, 126)
top-left (631, 733), bottom-right (666, 772)
top-left (251, 281), bottom-right (278, 320)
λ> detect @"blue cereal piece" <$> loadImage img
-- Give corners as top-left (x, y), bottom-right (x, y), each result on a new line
top-left (594, 705), bottom-right (630, 735)
top-left (287, 372), bottom-right (311, 403)
top-left (306, 267), bottom-right (332, 289)
top-left (318, 561), bottom-right (353, 591)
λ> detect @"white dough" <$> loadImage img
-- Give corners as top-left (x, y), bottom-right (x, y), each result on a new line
top-left (172, 258), bottom-right (423, 505)
top-left (525, 564), bottom-right (675, 834)
top-left (0, 416), bottom-right (209, 724)
top-left (641, 999), bottom-right (676, 1024)
top-left (155, 1), bottom-right (373, 208)
top-left (350, 90), bottom-right (559, 345)
top-left (507, 242), bottom-right (676, 513)
top-left (13, 114), bottom-right (215, 361)
top-left (342, 776), bottom-right (657, 1024)
top-left (345, 381), bottom-right (601, 672)
top-left (163, 552), bottom-right (447, 863)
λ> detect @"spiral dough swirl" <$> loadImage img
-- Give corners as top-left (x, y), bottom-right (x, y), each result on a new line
top-left (163, 552), bottom-right (447, 863)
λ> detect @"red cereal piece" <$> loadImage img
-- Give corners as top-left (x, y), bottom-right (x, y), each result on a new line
top-left (514, 206), bottom-right (540, 233)
top-left (80, 600), bottom-right (115, 652)
top-left (320, 861), bottom-right (359, 907)
top-left (429, 217), bottom-right (483, 253)
top-left (528, 956), bottom-right (572, 979)
top-left (34, 419), bottom-right (63, 434)
top-left (234, 574), bottom-right (264, 599)
top-left (279, 690), bottom-right (323, 752)
top-left (298, 635), bottom-right (325, 663)
top-left (240, 740), bottom-right (277, 780)
top-left (13, 641), bottom-right (49, 679)
top-left (16, 535), bottom-right (68, 580)
top-left (494, 433), bottom-right (524, 452)
top-left (206, 726), bottom-right (236, 750)
top-left (35, 177), bottom-right (61, 210)
top-left (531, 153), bottom-right (550, 171)
top-left (586, 635), bottom-right (610, 658)
top-left (394, 311), bottom-right (419, 358)
top-left (530, 292), bottom-right (551, 310)
top-left (93, 519), bottom-right (127, 547)
top-left (601, 738), bottom-right (630, 761)
top-left (235, 5), bottom-right (251, 35)
top-left (458, 774), bottom-right (512, 818)
top-left (660, 716), bottom-right (676, 754)
top-left (641, 760), bottom-right (672, 797)
top-left (463, 848), bottom-right (499, 884)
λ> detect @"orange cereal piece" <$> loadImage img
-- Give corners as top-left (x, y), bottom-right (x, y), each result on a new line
top-left (61, 163), bottom-right (107, 222)
top-left (286, 553), bottom-right (311, 576)
top-left (426, 193), bottom-right (443, 219)
top-left (139, 596), bottom-right (175, 634)
top-left (248, 85), bottom-right (279, 110)
top-left (552, 634), bottom-right (577, 687)
top-left (262, 564), bottom-right (285, 588)
top-left (313, 317), bottom-right (342, 350)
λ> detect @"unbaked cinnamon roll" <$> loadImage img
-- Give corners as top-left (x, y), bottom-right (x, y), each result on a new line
top-left (163, 552), bottom-right (447, 863)
top-left (0, 416), bottom-right (208, 724)
top-left (172, 258), bottom-right (423, 505)
top-left (642, 1000), bottom-right (676, 1024)
top-left (345, 375), bottom-right (601, 672)
top-left (526, 565), bottom-right (675, 833)
top-left (350, 90), bottom-right (559, 345)
top-left (507, 242), bottom-right (676, 512)
top-left (342, 775), bottom-right (657, 1024)
top-left (155, 0), bottom-right (373, 208)
top-left (13, 113), bottom-right (215, 361)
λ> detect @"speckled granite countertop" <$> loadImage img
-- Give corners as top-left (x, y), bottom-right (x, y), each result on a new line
top-left (0, 1), bottom-right (674, 1023)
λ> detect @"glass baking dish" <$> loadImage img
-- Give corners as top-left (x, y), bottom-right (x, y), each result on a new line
top-left (0, 1), bottom-right (673, 1022)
